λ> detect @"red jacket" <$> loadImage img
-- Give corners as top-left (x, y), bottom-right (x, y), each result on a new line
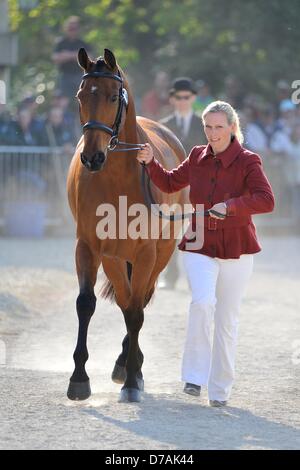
top-left (146, 137), bottom-right (275, 259)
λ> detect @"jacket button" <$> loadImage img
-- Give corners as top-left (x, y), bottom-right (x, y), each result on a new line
top-left (211, 178), bottom-right (215, 183)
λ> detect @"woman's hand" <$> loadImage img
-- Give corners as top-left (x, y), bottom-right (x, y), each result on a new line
top-left (136, 143), bottom-right (154, 165)
top-left (209, 202), bottom-right (227, 219)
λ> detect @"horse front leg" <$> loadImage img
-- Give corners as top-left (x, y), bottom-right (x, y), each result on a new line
top-left (119, 242), bottom-right (156, 403)
top-left (67, 239), bottom-right (100, 401)
top-left (101, 257), bottom-right (144, 391)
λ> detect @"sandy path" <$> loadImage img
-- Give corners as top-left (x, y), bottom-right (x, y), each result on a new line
top-left (0, 235), bottom-right (300, 450)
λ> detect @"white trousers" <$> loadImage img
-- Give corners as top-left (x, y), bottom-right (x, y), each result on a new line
top-left (181, 251), bottom-right (254, 401)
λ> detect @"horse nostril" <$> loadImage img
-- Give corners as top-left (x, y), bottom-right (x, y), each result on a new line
top-left (81, 152), bottom-right (106, 170)
top-left (80, 153), bottom-right (91, 169)
top-left (94, 152), bottom-right (106, 165)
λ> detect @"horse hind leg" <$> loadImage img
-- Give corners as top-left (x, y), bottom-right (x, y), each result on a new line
top-left (112, 334), bottom-right (128, 384)
top-left (112, 333), bottom-right (144, 391)
top-left (67, 239), bottom-right (100, 401)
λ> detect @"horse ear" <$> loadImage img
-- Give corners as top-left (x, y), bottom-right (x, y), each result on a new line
top-left (78, 48), bottom-right (92, 70)
top-left (104, 48), bottom-right (117, 70)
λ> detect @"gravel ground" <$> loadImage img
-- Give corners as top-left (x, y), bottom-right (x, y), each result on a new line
top-left (0, 234), bottom-right (300, 450)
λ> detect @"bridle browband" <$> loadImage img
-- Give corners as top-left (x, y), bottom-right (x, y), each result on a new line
top-left (80, 68), bottom-right (144, 152)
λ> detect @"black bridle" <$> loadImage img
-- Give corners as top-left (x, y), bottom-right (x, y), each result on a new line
top-left (80, 69), bottom-right (144, 152)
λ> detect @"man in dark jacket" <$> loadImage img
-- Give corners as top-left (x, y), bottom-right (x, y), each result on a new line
top-left (160, 77), bottom-right (206, 154)
top-left (52, 16), bottom-right (91, 100)
top-left (158, 78), bottom-right (207, 289)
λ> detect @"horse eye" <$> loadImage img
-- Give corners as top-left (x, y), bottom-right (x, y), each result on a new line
top-left (111, 95), bottom-right (118, 102)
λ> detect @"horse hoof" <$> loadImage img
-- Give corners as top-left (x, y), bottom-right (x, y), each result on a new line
top-left (119, 387), bottom-right (141, 403)
top-left (67, 380), bottom-right (91, 401)
top-left (112, 364), bottom-right (144, 391)
top-left (111, 363), bottom-right (126, 384)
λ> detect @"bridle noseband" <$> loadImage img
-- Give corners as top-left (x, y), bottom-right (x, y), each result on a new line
top-left (80, 69), bottom-right (143, 152)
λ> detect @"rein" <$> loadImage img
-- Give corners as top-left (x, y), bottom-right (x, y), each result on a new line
top-left (140, 162), bottom-right (225, 221)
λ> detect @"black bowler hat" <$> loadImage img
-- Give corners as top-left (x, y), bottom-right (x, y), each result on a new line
top-left (169, 77), bottom-right (197, 96)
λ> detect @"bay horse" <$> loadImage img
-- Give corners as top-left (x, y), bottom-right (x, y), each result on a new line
top-left (66, 48), bottom-right (188, 402)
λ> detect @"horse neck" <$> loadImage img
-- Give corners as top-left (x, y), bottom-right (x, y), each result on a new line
top-left (120, 105), bottom-right (138, 153)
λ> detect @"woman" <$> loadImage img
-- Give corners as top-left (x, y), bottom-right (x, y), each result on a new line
top-left (137, 101), bottom-right (275, 407)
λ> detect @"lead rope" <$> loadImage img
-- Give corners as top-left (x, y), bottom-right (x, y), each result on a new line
top-left (140, 161), bottom-right (226, 221)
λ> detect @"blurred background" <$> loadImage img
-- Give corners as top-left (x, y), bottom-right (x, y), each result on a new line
top-left (1, 0), bottom-right (300, 236)
top-left (1, 3), bottom-right (300, 451)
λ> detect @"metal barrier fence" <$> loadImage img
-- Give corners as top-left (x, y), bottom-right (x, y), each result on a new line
top-left (0, 146), bottom-right (297, 234)
top-left (0, 146), bottom-right (72, 233)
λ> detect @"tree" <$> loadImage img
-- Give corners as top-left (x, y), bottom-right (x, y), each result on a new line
top-left (8, 0), bottom-right (300, 105)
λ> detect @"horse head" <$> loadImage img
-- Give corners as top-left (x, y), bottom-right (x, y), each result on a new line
top-left (77, 48), bottom-right (128, 172)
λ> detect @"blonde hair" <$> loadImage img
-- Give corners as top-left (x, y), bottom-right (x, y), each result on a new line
top-left (202, 100), bottom-right (244, 144)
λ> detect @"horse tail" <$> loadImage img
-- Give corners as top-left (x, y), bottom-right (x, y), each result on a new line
top-left (99, 261), bottom-right (132, 303)
top-left (99, 278), bottom-right (116, 302)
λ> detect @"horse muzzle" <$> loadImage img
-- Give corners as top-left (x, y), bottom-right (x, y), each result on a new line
top-left (80, 151), bottom-right (106, 172)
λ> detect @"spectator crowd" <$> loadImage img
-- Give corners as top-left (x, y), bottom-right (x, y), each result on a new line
top-left (0, 15), bottom-right (299, 227)
top-left (0, 92), bottom-right (78, 151)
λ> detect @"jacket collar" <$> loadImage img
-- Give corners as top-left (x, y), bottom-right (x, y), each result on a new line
top-left (201, 136), bottom-right (243, 168)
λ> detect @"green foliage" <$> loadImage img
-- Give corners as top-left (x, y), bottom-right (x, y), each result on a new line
top-left (7, 0), bottom-right (300, 105)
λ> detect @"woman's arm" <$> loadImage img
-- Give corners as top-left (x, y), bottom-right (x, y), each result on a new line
top-left (137, 143), bottom-right (191, 193)
top-left (225, 153), bottom-right (275, 216)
